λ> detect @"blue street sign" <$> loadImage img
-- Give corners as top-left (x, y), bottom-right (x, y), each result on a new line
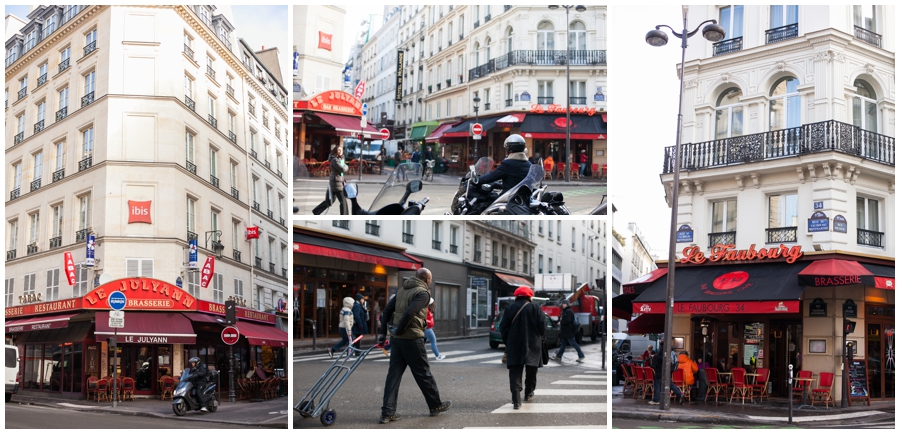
top-left (175, 276), bottom-right (183, 288)
top-left (808, 217), bottom-right (830, 233)
top-left (108, 291), bottom-right (127, 311)
top-left (362, 103), bottom-right (368, 116)
top-left (814, 201), bottom-right (824, 210)
top-left (834, 215), bottom-right (848, 233)
top-left (676, 224), bottom-right (693, 243)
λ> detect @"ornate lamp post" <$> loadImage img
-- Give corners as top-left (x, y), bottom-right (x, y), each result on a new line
top-left (645, 6), bottom-right (724, 411)
top-left (472, 95), bottom-right (481, 159)
top-left (549, 5), bottom-right (586, 182)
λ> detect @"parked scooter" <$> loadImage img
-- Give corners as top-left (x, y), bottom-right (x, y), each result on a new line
top-left (172, 367), bottom-right (218, 416)
top-left (345, 162), bottom-right (429, 215)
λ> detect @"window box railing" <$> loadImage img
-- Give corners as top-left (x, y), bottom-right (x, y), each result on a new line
top-left (265, 161), bottom-right (271, 169)
top-left (468, 50), bottom-right (606, 81)
top-left (505, 99), bottom-right (513, 107)
top-left (231, 187), bottom-right (240, 200)
top-left (10, 188), bottom-right (20, 201)
top-left (27, 244), bottom-right (39, 255)
top-left (58, 58), bottom-right (70, 73)
top-left (184, 44), bottom-right (194, 60)
top-left (206, 65), bottom-right (216, 80)
top-left (7, 250), bottom-right (16, 261)
top-left (484, 102), bottom-right (490, 110)
top-left (474, 21), bottom-right (480, 29)
top-left (282, 268), bottom-right (287, 278)
top-left (83, 40), bottom-right (97, 57)
top-left (708, 231), bottom-right (736, 248)
top-left (537, 97), bottom-right (553, 104)
top-left (267, 210), bottom-right (274, 219)
top-left (570, 97), bottom-right (586, 105)
top-left (279, 217), bottom-right (285, 226)
top-left (502, 258), bottom-right (508, 268)
top-left (37, 73), bottom-right (47, 88)
top-left (492, 256), bottom-right (499, 266)
top-left (712, 37), bottom-right (743, 56)
top-left (14, 132), bottom-right (24, 144)
top-left (432, 240), bottom-right (441, 250)
top-left (504, 5), bottom-right (511, 12)
top-left (473, 251), bottom-right (482, 262)
top-left (207, 115), bottom-right (217, 129)
top-left (511, 260), bottom-right (516, 270)
top-left (663, 120), bottom-right (896, 173)
top-left (366, 222), bottom-right (380, 236)
top-left (52, 169), bottom-right (64, 183)
top-left (269, 262), bottom-right (276, 274)
top-left (229, 131), bottom-right (237, 143)
top-left (262, 117), bottom-right (269, 128)
top-left (277, 170), bottom-right (283, 179)
top-left (187, 231), bottom-right (198, 241)
top-left (18, 88), bottom-right (27, 100)
top-left (49, 236), bottom-right (62, 249)
top-left (255, 257), bottom-right (262, 268)
top-left (30, 178), bottom-right (41, 192)
top-left (56, 107), bottom-right (68, 121)
top-left (485, 14), bottom-right (491, 22)
top-left (250, 149), bottom-right (258, 160)
top-left (210, 175), bottom-right (219, 188)
top-left (76, 229), bottom-right (88, 243)
top-left (81, 91), bottom-right (94, 108)
top-left (78, 156), bottom-right (93, 171)
top-left (186, 160), bottom-right (197, 174)
top-left (854, 26), bottom-right (882, 48)
top-left (765, 23), bottom-right (798, 45)
top-left (333, 220), bottom-right (350, 230)
top-left (449, 244), bottom-right (458, 254)
top-left (248, 105), bottom-right (255, 116)
top-left (34, 120), bottom-right (45, 134)
top-left (232, 249), bottom-right (241, 262)
top-left (226, 84), bottom-right (235, 98)
top-left (766, 227), bottom-right (797, 244)
top-left (252, 201), bottom-right (260, 211)
top-left (402, 233), bottom-right (414, 244)
top-left (857, 229), bottom-right (884, 247)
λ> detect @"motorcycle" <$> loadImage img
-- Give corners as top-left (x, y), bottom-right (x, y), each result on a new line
top-left (481, 162), bottom-right (570, 215)
top-left (589, 195), bottom-right (608, 215)
top-left (345, 162), bottom-right (429, 215)
top-left (172, 367), bottom-right (218, 416)
top-left (449, 157), bottom-right (496, 215)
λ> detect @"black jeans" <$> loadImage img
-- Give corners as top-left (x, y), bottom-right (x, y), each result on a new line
top-left (312, 187), bottom-right (348, 215)
top-left (381, 337), bottom-right (442, 416)
top-left (194, 381), bottom-right (210, 407)
top-left (508, 365), bottom-right (538, 405)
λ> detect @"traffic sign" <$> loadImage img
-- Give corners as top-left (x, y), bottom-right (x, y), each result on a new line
top-left (380, 128), bottom-right (390, 140)
top-left (108, 291), bottom-right (127, 311)
top-left (222, 326), bottom-right (240, 345)
top-left (472, 123), bottom-right (483, 136)
top-left (362, 103), bottom-right (369, 117)
top-left (109, 310), bottom-right (125, 329)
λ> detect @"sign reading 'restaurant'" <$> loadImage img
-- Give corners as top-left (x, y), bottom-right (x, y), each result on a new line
top-left (682, 244), bottom-right (804, 265)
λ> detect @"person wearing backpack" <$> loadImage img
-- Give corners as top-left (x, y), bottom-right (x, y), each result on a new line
top-left (650, 343), bottom-right (684, 405)
top-left (327, 297), bottom-right (355, 358)
top-left (549, 300), bottom-right (585, 363)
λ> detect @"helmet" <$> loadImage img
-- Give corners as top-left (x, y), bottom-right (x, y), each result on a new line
top-left (503, 134), bottom-right (526, 153)
top-left (189, 357), bottom-right (200, 365)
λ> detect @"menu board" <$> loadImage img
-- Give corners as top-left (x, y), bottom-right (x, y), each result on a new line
top-left (847, 359), bottom-right (870, 406)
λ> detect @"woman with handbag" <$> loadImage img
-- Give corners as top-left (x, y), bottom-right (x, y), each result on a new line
top-left (312, 145), bottom-right (349, 215)
top-left (498, 286), bottom-right (546, 410)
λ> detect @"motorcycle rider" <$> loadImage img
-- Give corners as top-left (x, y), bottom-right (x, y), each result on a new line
top-left (475, 134), bottom-right (532, 194)
top-left (422, 146), bottom-right (435, 178)
top-left (186, 357), bottom-right (211, 412)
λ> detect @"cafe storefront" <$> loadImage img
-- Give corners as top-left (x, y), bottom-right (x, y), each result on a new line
top-left (618, 246), bottom-right (894, 401)
top-left (293, 90), bottom-right (380, 161)
top-left (5, 277), bottom-right (287, 398)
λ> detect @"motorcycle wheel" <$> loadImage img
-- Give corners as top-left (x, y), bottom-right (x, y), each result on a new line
top-left (320, 409), bottom-right (337, 426)
top-left (208, 399), bottom-right (218, 412)
top-left (449, 189), bottom-right (464, 215)
top-left (173, 401), bottom-right (187, 416)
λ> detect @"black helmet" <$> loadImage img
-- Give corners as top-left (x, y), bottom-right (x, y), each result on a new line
top-left (189, 357), bottom-right (200, 365)
top-left (503, 134), bottom-right (526, 153)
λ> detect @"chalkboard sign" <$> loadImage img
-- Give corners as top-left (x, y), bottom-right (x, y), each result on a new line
top-left (847, 358), bottom-right (870, 406)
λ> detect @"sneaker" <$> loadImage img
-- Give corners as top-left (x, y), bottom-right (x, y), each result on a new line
top-left (648, 401), bottom-right (659, 405)
top-left (378, 414), bottom-right (401, 424)
top-left (549, 355), bottom-right (561, 362)
top-left (429, 401), bottom-right (452, 416)
top-left (200, 407), bottom-right (208, 412)
top-left (436, 355), bottom-right (446, 360)
top-left (576, 357), bottom-right (585, 363)
top-left (327, 348), bottom-right (334, 359)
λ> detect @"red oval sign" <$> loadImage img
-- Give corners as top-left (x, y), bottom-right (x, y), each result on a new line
top-left (713, 271), bottom-right (750, 290)
top-left (380, 128), bottom-right (390, 140)
top-left (221, 325), bottom-right (240, 345)
top-left (472, 123), bottom-right (483, 135)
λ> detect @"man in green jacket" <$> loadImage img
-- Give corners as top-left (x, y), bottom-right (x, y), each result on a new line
top-left (377, 268), bottom-right (451, 424)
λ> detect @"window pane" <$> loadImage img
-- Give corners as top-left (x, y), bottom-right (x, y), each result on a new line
top-left (732, 107), bottom-right (743, 136)
top-left (857, 197), bottom-right (866, 228)
top-left (768, 196), bottom-right (780, 227)
top-left (726, 199), bottom-right (737, 232)
top-left (868, 199), bottom-right (879, 230)
top-left (865, 100), bottom-right (877, 132)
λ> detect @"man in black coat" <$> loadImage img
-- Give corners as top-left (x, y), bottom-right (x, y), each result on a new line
top-left (350, 293), bottom-right (369, 352)
top-left (498, 286), bottom-right (546, 409)
top-left (477, 134), bottom-right (532, 194)
top-left (550, 300), bottom-right (585, 363)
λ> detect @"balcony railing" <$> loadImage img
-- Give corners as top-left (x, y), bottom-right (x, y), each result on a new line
top-left (52, 169), bottom-right (64, 183)
top-left (765, 23), bottom-right (798, 45)
top-left (857, 229), bottom-right (884, 247)
top-left (207, 65), bottom-right (216, 80)
top-left (250, 149), bottom-right (258, 160)
top-left (474, 21), bottom-right (480, 29)
top-left (505, 99), bottom-right (513, 107)
top-left (76, 229), bottom-right (88, 243)
top-left (502, 258), bottom-right (508, 268)
top-left (226, 84), bottom-right (235, 98)
top-left (30, 178), bottom-right (41, 192)
top-left (229, 131), bottom-right (237, 143)
top-left (570, 97), bottom-right (586, 105)
top-left (280, 218), bottom-right (285, 226)
top-left (252, 201), bottom-right (260, 211)
top-left (265, 161), bottom-right (271, 169)
top-left (183, 44), bottom-right (194, 60)
top-left (37, 73), bottom-right (47, 87)
top-left (186, 160), bottom-right (197, 174)
top-left (708, 231), bottom-right (736, 248)
top-left (282, 268), bottom-right (287, 278)
top-left (537, 97), bottom-right (553, 104)
top-left (485, 14), bottom-right (491, 22)
top-left (210, 175), bottom-right (219, 188)
top-left (187, 231), bottom-right (197, 242)
top-left (81, 91), bottom-right (94, 108)
top-left (83, 40), bottom-right (97, 57)
top-left (267, 210), bottom-right (273, 219)
top-left (333, 220), bottom-right (349, 230)
top-left (402, 233), bottom-right (414, 244)
top-left (231, 187), bottom-right (239, 200)
top-left (34, 120), bottom-right (45, 134)
top-left (78, 156), bottom-right (93, 171)
top-left (27, 244), bottom-right (39, 255)
top-left (450, 244), bottom-right (458, 254)
top-left (366, 222), bottom-right (380, 236)
top-left (14, 132), bottom-right (24, 144)
top-left (56, 107), bottom-right (68, 121)
top-left (492, 256), bottom-right (499, 266)
top-left (504, 5), bottom-right (511, 12)
top-left (10, 188), bottom-right (20, 201)
top-left (432, 240), bottom-right (441, 250)
top-left (474, 251), bottom-right (482, 262)
top-left (58, 58), bottom-right (70, 73)
top-left (854, 26), bottom-right (882, 48)
top-left (7, 250), bottom-right (16, 261)
top-left (712, 37), bottom-right (743, 56)
top-left (663, 120), bottom-right (896, 174)
top-left (208, 115), bottom-right (217, 129)
top-left (233, 249), bottom-right (241, 262)
top-left (49, 236), bottom-right (62, 249)
top-left (255, 257), bottom-right (262, 268)
top-left (766, 227), bottom-right (797, 244)
top-left (468, 50), bottom-right (607, 80)
top-left (18, 88), bottom-right (27, 100)
top-left (269, 262), bottom-right (276, 274)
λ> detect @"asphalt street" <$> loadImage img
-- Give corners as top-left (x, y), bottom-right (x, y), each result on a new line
top-left (294, 337), bottom-right (606, 428)
top-left (613, 418), bottom-right (897, 429)
top-left (293, 180), bottom-right (606, 215)
top-left (4, 403), bottom-right (253, 429)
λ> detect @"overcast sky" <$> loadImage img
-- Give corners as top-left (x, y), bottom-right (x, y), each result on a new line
top-left (340, 5), bottom-right (384, 63)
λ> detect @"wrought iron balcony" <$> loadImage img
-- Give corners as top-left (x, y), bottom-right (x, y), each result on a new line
top-left (248, 105), bottom-right (255, 116)
top-left (10, 188), bottom-right (20, 201)
top-left (183, 44), bottom-right (194, 60)
top-left (474, 251), bottom-right (482, 262)
top-left (78, 156), bottom-right (93, 171)
top-left (485, 14), bottom-right (491, 22)
top-left (18, 88), bottom-right (27, 100)
top-left (76, 229), bottom-right (88, 243)
top-left (262, 117), bottom-right (269, 128)
top-left (502, 258), bottom-right (508, 268)
top-left (30, 178), bottom-right (41, 192)
top-left (226, 84), bottom-right (235, 98)
top-left (484, 103), bottom-right (490, 110)
top-left (231, 187), bottom-right (239, 200)
top-left (253, 201), bottom-right (260, 211)
top-left (854, 26), bottom-right (882, 48)
top-left (250, 149), bottom-right (258, 160)
top-left (210, 175), bottom-right (219, 188)
top-left (708, 231), bottom-right (736, 248)
top-left (282, 268), bottom-right (287, 278)
top-left (333, 220), bottom-right (349, 230)
top-left (206, 65), bottom-right (216, 80)
top-left (27, 243), bottom-right (38, 255)
top-left (269, 262), bottom-right (276, 274)
top-left (255, 257), bottom-right (262, 268)
top-left (366, 222), bottom-right (380, 236)
top-left (492, 256), bottom-right (499, 266)
top-left (504, 5), bottom-right (511, 12)
top-left (233, 249), bottom-right (241, 262)
top-left (34, 120), bottom-right (45, 134)
top-left (765, 23), bottom-right (798, 45)
top-left (81, 91), bottom-right (94, 108)
top-left (450, 244), bottom-right (458, 254)
top-left (432, 240), bottom-right (441, 250)
top-left (49, 236), bottom-right (62, 249)
top-left (402, 233), bottom-right (414, 244)
top-left (6, 250), bottom-right (16, 261)
top-left (186, 160), bottom-right (196, 174)
top-left (208, 115), bottom-right (217, 129)
top-left (766, 227), bottom-right (797, 244)
top-left (712, 37), bottom-right (743, 56)
top-left (663, 120), bottom-right (895, 174)
top-left (505, 99), bottom-right (513, 107)
top-left (277, 170), bottom-right (283, 179)
top-left (37, 73), bottom-right (47, 87)
top-left (511, 260), bottom-right (516, 270)
top-left (468, 50), bottom-right (607, 81)
top-left (229, 131), bottom-right (236, 143)
top-left (280, 218), bottom-right (285, 226)
top-left (14, 132), bottom-right (24, 144)
top-left (858, 229), bottom-right (884, 247)
top-left (265, 161), bottom-right (271, 169)
top-left (474, 21), bottom-right (480, 29)
top-left (58, 58), bottom-right (70, 73)
top-left (570, 97), bottom-right (586, 105)
top-left (56, 107), bottom-right (68, 121)
top-left (537, 97), bottom-right (553, 104)
top-left (83, 40), bottom-right (97, 57)
top-left (52, 169), bottom-right (64, 183)
top-left (267, 210), bottom-right (273, 219)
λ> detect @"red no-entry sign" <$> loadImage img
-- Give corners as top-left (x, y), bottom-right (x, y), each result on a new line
top-left (472, 123), bottom-right (483, 136)
top-left (221, 325), bottom-right (240, 345)
top-left (380, 128), bottom-right (390, 140)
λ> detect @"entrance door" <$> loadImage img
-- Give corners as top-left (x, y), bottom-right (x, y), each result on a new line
top-left (866, 321), bottom-right (895, 399)
top-left (769, 320), bottom-right (801, 395)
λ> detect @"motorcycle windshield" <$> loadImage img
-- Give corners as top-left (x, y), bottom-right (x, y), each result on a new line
top-left (486, 163), bottom-right (545, 207)
top-left (473, 157), bottom-right (494, 178)
top-left (368, 162), bottom-right (423, 211)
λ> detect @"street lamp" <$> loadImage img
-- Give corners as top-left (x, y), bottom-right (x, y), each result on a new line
top-left (472, 95), bottom-right (481, 159)
top-left (646, 6), bottom-right (724, 411)
top-left (205, 230), bottom-right (224, 259)
top-left (549, 5), bottom-right (586, 183)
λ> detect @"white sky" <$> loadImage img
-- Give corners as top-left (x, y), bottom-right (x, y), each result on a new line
top-left (340, 5), bottom-right (384, 64)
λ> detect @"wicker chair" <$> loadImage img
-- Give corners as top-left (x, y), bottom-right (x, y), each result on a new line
top-left (641, 367), bottom-right (655, 400)
top-left (704, 368), bottom-right (725, 402)
top-left (729, 368), bottom-right (752, 404)
top-left (750, 368), bottom-right (770, 402)
top-left (86, 376), bottom-right (99, 401)
top-left (96, 379), bottom-right (110, 402)
top-left (811, 372), bottom-right (835, 409)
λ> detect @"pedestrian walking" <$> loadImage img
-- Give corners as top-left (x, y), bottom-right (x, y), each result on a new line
top-left (327, 297), bottom-right (355, 359)
top-left (650, 344), bottom-right (684, 405)
top-left (350, 293), bottom-right (369, 353)
top-left (579, 149), bottom-right (589, 176)
top-left (312, 145), bottom-right (349, 215)
top-left (549, 300), bottom-right (585, 363)
top-left (377, 268), bottom-right (451, 424)
top-left (411, 148), bottom-right (421, 175)
top-left (498, 286), bottom-right (546, 410)
top-left (424, 298), bottom-right (445, 360)
top-left (394, 149), bottom-right (402, 167)
top-left (695, 355), bottom-right (709, 402)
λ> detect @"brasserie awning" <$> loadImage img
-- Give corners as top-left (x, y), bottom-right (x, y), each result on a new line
top-left (96, 311), bottom-right (196, 344)
top-left (5, 313), bottom-right (77, 333)
top-left (612, 268), bottom-right (668, 317)
top-left (314, 112), bottom-right (381, 138)
top-left (627, 314), bottom-right (665, 335)
top-left (861, 263), bottom-right (895, 290)
top-left (294, 233), bottom-right (423, 270)
top-left (425, 122), bottom-right (457, 143)
top-left (440, 116), bottom-right (504, 139)
top-left (495, 272), bottom-right (533, 288)
top-left (235, 320), bottom-right (288, 347)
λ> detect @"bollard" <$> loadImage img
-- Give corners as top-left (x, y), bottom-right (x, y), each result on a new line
top-left (788, 363), bottom-right (793, 424)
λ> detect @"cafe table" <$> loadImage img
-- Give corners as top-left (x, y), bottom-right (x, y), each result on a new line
top-left (793, 374), bottom-right (817, 407)
top-left (743, 372), bottom-right (761, 403)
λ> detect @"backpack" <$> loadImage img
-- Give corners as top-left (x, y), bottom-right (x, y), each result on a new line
top-left (571, 310), bottom-right (580, 328)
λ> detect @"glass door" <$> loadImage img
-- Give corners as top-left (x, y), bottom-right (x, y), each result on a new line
top-left (867, 321), bottom-right (895, 399)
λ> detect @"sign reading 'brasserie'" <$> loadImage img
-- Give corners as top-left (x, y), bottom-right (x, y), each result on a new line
top-left (681, 244), bottom-right (804, 265)
top-left (83, 278), bottom-right (197, 311)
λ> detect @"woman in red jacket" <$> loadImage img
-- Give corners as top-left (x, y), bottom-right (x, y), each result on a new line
top-left (424, 298), bottom-right (445, 360)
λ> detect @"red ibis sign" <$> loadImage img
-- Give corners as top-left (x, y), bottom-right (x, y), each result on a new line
top-left (222, 325), bottom-right (240, 345)
top-left (380, 128), bottom-right (390, 140)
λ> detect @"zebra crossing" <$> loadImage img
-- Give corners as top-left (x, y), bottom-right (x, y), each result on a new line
top-left (294, 348), bottom-right (598, 367)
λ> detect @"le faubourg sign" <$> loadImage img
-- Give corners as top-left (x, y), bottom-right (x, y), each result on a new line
top-left (681, 244), bottom-right (804, 265)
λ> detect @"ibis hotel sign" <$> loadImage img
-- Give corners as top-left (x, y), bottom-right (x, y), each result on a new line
top-left (82, 278), bottom-right (198, 311)
top-left (681, 244), bottom-right (804, 265)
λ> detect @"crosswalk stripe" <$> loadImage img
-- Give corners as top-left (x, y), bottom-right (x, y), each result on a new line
top-left (491, 402), bottom-right (606, 413)
top-left (464, 426), bottom-right (605, 429)
top-left (373, 350), bottom-right (476, 362)
top-left (552, 380), bottom-right (604, 385)
top-left (570, 375), bottom-right (605, 379)
top-left (534, 389), bottom-right (604, 396)
top-left (435, 353), bottom-right (506, 363)
top-left (479, 360), bottom-right (563, 367)
top-left (584, 371), bottom-right (604, 374)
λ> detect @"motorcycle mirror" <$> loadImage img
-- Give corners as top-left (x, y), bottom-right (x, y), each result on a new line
top-left (408, 180), bottom-right (422, 193)
top-left (344, 183), bottom-right (358, 199)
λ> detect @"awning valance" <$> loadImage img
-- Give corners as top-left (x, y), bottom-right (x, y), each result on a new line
top-left (425, 122), bottom-right (457, 143)
top-left (409, 121), bottom-right (440, 140)
top-left (14, 321), bottom-right (92, 344)
top-left (495, 272), bottom-right (533, 288)
top-left (235, 320), bottom-right (288, 347)
top-left (5, 313), bottom-right (76, 333)
top-left (441, 116), bottom-right (504, 139)
top-left (521, 113), bottom-right (607, 140)
top-left (96, 311), bottom-right (196, 344)
top-left (613, 268), bottom-right (668, 317)
top-left (627, 314), bottom-right (665, 335)
top-left (861, 263), bottom-right (895, 290)
top-left (314, 112), bottom-right (380, 138)
top-left (293, 233), bottom-right (423, 270)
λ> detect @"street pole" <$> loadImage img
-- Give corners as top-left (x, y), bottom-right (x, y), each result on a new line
top-left (228, 346), bottom-right (235, 403)
top-left (841, 308), bottom-right (848, 408)
top-left (473, 96), bottom-right (480, 159)
top-left (112, 329), bottom-right (117, 408)
top-left (564, 5), bottom-right (571, 183)
top-left (788, 363), bottom-right (794, 423)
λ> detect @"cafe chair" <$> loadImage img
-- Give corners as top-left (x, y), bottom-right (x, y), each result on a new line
top-left (641, 367), bottom-right (655, 400)
top-left (121, 377), bottom-right (135, 401)
top-left (704, 368), bottom-right (725, 403)
top-left (556, 163), bottom-right (566, 179)
top-left (622, 364), bottom-right (637, 397)
top-left (792, 370), bottom-right (813, 402)
top-left (591, 163), bottom-right (600, 179)
top-left (161, 376), bottom-right (176, 401)
top-left (729, 368), bottom-right (752, 404)
top-left (631, 364), bottom-right (645, 399)
top-left (750, 368), bottom-right (770, 402)
top-left (569, 162), bottom-right (580, 179)
top-left (672, 369), bottom-right (689, 402)
top-left (86, 376), bottom-right (99, 401)
top-left (811, 372), bottom-right (835, 409)
top-left (96, 379), bottom-right (110, 402)
top-left (543, 162), bottom-right (553, 180)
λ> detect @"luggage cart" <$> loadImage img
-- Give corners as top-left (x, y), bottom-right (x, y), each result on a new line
top-left (295, 335), bottom-right (387, 426)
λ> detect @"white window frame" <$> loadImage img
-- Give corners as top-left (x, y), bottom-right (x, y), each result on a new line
top-left (767, 193), bottom-right (798, 228)
top-left (126, 258), bottom-right (154, 277)
top-left (46, 268), bottom-right (60, 301)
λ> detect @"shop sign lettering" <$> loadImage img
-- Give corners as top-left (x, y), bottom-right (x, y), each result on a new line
top-left (682, 244), bottom-right (804, 265)
top-left (123, 335), bottom-right (168, 344)
top-left (814, 275), bottom-right (862, 286)
top-left (308, 91), bottom-right (363, 116)
top-left (83, 278), bottom-right (196, 310)
top-left (5, 298), bottom-right (81, 318)
top-left (529, 104), bottom-right (597, 116)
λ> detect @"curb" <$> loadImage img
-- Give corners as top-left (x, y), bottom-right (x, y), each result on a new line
top-left (612, 409), bottom-right (780, 426)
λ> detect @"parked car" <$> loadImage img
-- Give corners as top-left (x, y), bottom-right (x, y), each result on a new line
top-left (489, 311), bottom-right (560, 349)
top-left (6, 345), bottom-right (19, 402)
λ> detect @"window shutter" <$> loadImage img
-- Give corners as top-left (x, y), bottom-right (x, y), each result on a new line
top-left (142, 259), bottom-right (153, 278)
top-left (127, 259), bottom-right (139, 277)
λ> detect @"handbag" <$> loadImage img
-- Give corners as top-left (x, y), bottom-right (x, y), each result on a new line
top-left (541, 337), bottom-right (550, 365)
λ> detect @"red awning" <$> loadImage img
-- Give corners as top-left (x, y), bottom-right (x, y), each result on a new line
top-left (798, 259), bottom-right (873, 287)
top-left (495, 272), bottom-right (533, 288)
top-left (623, 268), bottom-right (668, 293)
top-left (294, 243), bottom-right (422, 270)
top-left (627, 314), bottom-right (665, 335)
top-left (235, 321), bottom-right (287, 347)
top-left (96, 311), bottom-right (196, 344)
top-left (315, 112), bottom-right (381, 138)
top-left (524, 132), bottom-right (606, 140)
top-left (497, 113), bottom-right (526, 126)
top-left (425, 122), bottom-right (456, 143)
top-left (5, 313), bottom-right (76, 333)
top-left (182, 312), bottom-right (221, 324)
top-left (601, 113), bottom-right (607, 123)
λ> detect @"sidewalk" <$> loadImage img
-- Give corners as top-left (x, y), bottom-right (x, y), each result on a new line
top-left (612, 385), bottom-right (894, 426)
top-left (295, 168), bottom-right (606, 187)
top-left (293, 333), bottom-right (489, 354)
top-left (11, 390), bottom-right (288, 428)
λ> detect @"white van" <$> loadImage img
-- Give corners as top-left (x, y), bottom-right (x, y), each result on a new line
top-left (6, 345), bottom-right (18, 402)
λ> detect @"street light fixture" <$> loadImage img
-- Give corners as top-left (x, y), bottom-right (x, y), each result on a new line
top-left (646, 6), bottom-right (724, 412)
top-left (472, 94), bottom-right (481, 159)
top-left (549, 5), bottom-right (586, 183)
top-left (205, 230), bottom-right (224, 259)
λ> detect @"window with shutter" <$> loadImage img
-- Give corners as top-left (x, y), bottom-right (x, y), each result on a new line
top-left (212, 273), bottom-right (223, 303)
top-left (24, 273), bottom-right (36, 295)
top-left (234, 278), bottom-right (243, 298)
top-left (4, 278), bottom-right (14, 307)
top-left (187, 271), bottom-right (199, 298)
top-left (126, 258), bottom-right (154, 277)
top-left (74, 264), bottom-right (88, 296)
top-left (46, 268), bottom-right (60, 301)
